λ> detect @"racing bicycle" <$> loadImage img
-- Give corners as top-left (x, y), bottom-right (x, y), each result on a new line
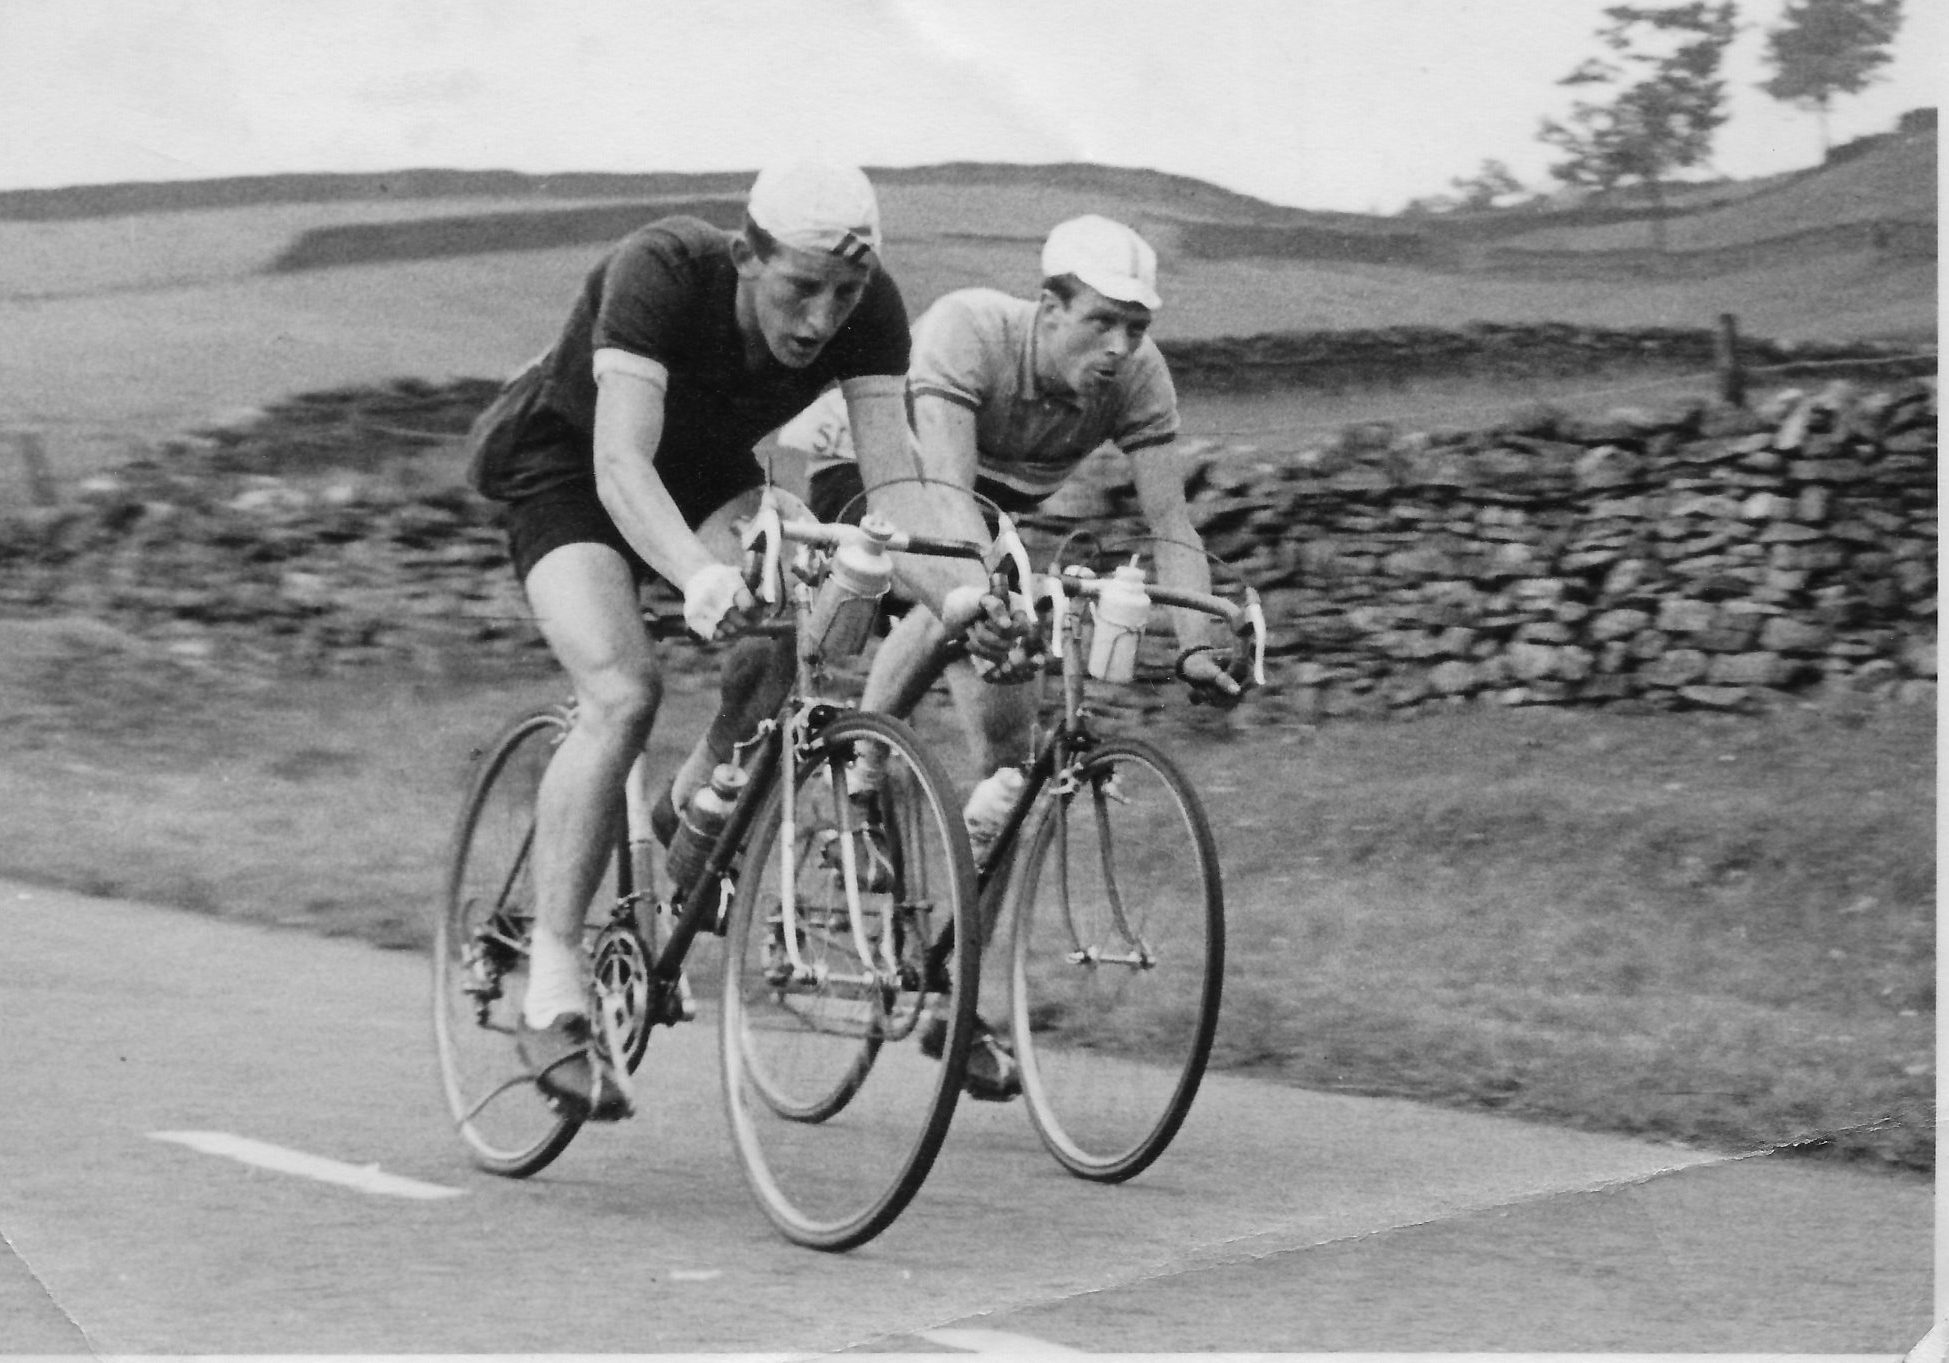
top-left (889, 524), bottom-right (1266, 1182)
top-left (432, 497), bottom-right (993, 1251)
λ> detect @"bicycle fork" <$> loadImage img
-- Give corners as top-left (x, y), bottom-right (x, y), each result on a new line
top-left (1057, 767), bottom-right (1155, 971)
top-left (774, 717), bottom-right (903, 992)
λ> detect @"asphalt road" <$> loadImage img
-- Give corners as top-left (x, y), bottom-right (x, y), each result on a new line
top-left (0, 879), bottom-right (1931, 1356)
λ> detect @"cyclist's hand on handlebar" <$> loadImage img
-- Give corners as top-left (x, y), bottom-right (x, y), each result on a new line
top-left (1178, 645), bottom-right (1245, 708)
top-left (682, 563), bottom-right (759, 642)
top-left (943, 586), bottom-right (1045, 683)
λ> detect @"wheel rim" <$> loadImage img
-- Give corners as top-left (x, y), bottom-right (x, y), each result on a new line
top-left (433, 712), bottom-right (581, 1172)
top-left (721, 714), bottom-right (976, 1248)
top-left (1010, 742), bottom-right (1222, 1180)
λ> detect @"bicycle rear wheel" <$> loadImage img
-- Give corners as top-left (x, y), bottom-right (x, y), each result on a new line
top-left (434, 705), bottom-right (587, 1177)
top-left (721, 711), bottom-right (979, 1250)
top-left (1008, 736), bottom-right (1223, 1181)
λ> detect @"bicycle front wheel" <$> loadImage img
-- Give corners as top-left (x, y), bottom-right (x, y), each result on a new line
top-left (1009, 736), bottom-right (1224, 1181)
top-left (433, 705), bottom-right (584, 1177)
top-left (721, 711), bottom-right (979, 1251)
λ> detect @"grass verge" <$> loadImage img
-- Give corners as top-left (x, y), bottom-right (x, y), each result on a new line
top-left (0, 624), bottom-right (1931, 1173)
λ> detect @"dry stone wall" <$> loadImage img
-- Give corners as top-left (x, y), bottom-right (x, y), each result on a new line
top-left (1155, 323), bottom-right (1928, 394)
top-left (1041, 378), bottom-right (1936, 717)
top-left (0, 380), bottom-right (545, 674)
top-left (0, 375), bottom-right (1934, 718)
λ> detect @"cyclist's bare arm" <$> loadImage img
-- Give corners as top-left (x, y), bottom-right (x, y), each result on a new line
top-left (852, 387), bottom-right (994, 626)
top-left (1128, 439), bottom-right (1233, 684)
top-left (592, 354), bottom-right (751, 635)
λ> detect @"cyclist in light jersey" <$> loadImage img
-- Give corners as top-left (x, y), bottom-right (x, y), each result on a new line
top-left (782, 216), bottom-right (1240, 1098)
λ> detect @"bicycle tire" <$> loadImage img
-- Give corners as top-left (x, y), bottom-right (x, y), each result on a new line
top-left (720, 710), bottom-right (980, 1250)
top-left (1008, 735), bottom-right (1224, 1182)
top-left (433, 705), bottom-right (587, 1177)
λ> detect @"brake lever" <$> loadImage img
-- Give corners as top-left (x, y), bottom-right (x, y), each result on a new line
top-left (739, 494), bottom-right (784, 605)
top-left (987, 512), bottom-right (1035, 607)
top-left (1032, 571), bottom-right (1069, 645)
top-left (1243, 586), bottom-right (1268, 688)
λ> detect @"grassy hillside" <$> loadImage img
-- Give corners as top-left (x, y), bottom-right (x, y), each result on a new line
top-left (1489, 131), bottom-right (1936, 254)
top-left (0, 161), bottom-right (1361, 229)
top-left (0, 195), bottom-right (646, 301)
top-left (0, 154), bottom-right (1931, 483)
top-left (5, 232), bottom-right (1927, 470)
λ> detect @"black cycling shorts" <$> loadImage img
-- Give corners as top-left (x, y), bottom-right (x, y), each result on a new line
top-left (502, 478), bottom-right (650, 584)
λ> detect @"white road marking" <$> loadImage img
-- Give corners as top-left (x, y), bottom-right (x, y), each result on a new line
top-left (1905, 1318), bottom-right (1946, 1363)
top-left (150, 1131), bottom-right (464, 1199)
top-left (919, 1328), bottom-right (1085, 1355)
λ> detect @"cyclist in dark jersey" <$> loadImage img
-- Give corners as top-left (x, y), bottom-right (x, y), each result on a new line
top-left (465, 162), bottom-right (1006, 1122)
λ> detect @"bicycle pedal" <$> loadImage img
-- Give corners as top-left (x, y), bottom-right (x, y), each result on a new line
top-left (644, 969), bottom-right (698, 1024)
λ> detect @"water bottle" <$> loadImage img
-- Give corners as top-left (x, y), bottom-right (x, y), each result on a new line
top-left (802, 517), bottom-right (894, 660)
top-left (1086, 561), bottom-right (1151, 683)
top-left (666, 763), bottom-right (747, 891)
top-left (963, 766), bottom-right (1026, 865)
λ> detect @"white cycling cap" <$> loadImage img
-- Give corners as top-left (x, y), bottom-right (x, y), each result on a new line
top-left (1040, 214), bottom-right (1161, 310)
top-left (746, 161), bottom-right (882, 266)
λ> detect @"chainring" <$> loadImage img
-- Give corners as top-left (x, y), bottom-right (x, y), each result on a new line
top-left (591, 916), bottom-right (656, 1073)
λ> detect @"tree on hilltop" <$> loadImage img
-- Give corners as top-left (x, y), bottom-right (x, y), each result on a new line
top-left (1760, 0), bottom-right (1905, 159)
top-left (1401, 159), bottom-right (1528, 216)
top-left (1538, 2), bottom-right (1739, 252)
top-left (1451, 159), bottom-right (1526, 210)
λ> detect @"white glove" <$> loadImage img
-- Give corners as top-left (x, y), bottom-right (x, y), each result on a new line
top-left (682, 563), bottom-right (751, 641)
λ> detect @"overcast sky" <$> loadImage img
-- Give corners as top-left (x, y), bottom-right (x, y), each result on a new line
top-left (1, 0), bottom-right (1938, 211)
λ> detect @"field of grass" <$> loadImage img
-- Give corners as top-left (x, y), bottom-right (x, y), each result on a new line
top-left (6, 227), bottom-right (1930, 488)
top-left (1491, 132), bottom-right (1937, 254)
top-left (0, 196), bottom-right (637, 302)
top-left (0, 162), bottom-right (1934, 1177)
top-left (0, 614), bottom-right (1929, 1172)
top-left (1, 149), bottom-right (1933, 486)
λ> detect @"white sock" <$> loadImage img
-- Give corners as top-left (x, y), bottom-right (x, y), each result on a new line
top-left (523, 929), bottom-right (587, 1028)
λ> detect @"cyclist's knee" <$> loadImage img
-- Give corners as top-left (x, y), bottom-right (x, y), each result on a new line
top-left (576, 655), bottom-right (664, 745)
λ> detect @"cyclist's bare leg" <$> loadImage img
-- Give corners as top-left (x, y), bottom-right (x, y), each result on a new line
top-left (860, 605), bottom-right (951, 720)
top-left (523, 541), bottom-right (664, 1024)
top-left (941, 656), bottom-right (1039, 776)
top-left (862, 602), bottom-right (1027, 1097)
top-left (863, 608), bottom-right (1036, 776)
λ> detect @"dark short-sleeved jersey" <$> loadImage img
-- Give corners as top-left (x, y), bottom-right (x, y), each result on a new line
top-left (471, 216), bottom-right (910, 520)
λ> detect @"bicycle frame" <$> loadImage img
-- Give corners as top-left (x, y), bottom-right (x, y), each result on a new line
top-left (615, 494), bottom-right (992, 1023)
top-left (921, 565), bottom-right (1264, 975)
